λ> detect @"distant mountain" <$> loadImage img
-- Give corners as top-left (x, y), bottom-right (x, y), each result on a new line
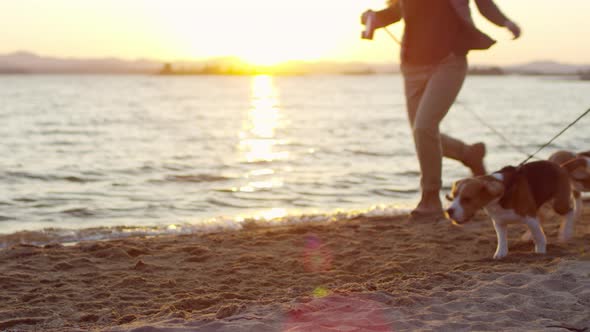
top-left (0, 51), bottom-right (161, 74)
top-left (0, 51), bottom-right (588, 76)
top-left (506, 60), bottom-right (590, 75)
top-left (0, 52), bottom-right (402, 75)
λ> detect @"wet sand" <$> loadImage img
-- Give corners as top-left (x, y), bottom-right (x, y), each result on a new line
top-left (1, 202), bottom-right (589, 331)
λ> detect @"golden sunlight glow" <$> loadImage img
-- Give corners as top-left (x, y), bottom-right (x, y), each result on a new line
top-left (238, 178), bottom-right (284, 193)
top-left (234, 207), bottom-right (289, 224)
top-left (1, 1), bottom-right (590, 65)
top-left (239, 75), bottom-right (288, 163)
top-left (140, 0), bottom-right (358, 64)
top-left (240, 49), bottom-right (294, 67)
top-left (255, 208), bottom-right (288, 221)
top-left (238, 38), bottom-right (327, 67)
top-left (235, 75), bottom-right (287, 194)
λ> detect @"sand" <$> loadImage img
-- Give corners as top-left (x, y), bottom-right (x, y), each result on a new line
top-left (0, 203), bottom-right (589, 331)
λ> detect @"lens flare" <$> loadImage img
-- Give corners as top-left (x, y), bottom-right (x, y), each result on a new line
top-left (302, 234), bottom-right (332, 273)
top-left (312, 287), bottom-right (330, 298)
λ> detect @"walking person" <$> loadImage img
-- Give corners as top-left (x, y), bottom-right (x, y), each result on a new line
top-left (361, 0), bottom-right (521, 222)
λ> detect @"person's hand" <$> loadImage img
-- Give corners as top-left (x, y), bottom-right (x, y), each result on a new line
top-left (361, 10), bottom-right (373, 25)
top-left (504, 20), bottom-right (521, 39)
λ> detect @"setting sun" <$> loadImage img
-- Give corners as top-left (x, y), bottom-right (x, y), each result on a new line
top-left (160, 0), bottom-right (355, 66)
top-left (238, 41), bottom-right (329, 67)
top-left (1, 0), bottom-right (590, 65)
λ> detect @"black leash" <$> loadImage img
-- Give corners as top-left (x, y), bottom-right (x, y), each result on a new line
top-left (458, 102), bottom-right (535, 160)
top-left (383, 27), bottom-right (402, 45)
top-left (518, 107), bottom-right (590, 166)
top-left (460, 103), bottom-right (590, 166)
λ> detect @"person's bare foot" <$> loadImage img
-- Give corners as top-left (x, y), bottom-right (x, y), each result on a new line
top-left (463, 142), bottom-right (486, 176)
top-left (409, 190), bottom-right (445, 223)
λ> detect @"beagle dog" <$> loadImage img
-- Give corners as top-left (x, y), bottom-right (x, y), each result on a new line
top-left (446, 160), bottom-right (582, 259)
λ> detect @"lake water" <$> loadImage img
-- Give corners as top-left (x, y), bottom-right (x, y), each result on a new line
top-left (1, 74), bottom-right (589, 246)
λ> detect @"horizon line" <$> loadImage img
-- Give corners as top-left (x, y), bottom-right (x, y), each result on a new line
top-left (2, 50), bottom-right (590, 68)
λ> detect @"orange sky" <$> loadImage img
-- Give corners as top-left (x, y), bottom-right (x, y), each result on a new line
top-left (1, 0), bottom-right (589, 65)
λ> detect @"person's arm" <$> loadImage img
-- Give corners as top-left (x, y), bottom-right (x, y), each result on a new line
top-left (450, 0), bottom-right (475, 26)
top-left (474, 0), bottom-right (521, 38)
top-left (361, 2), bottom-right (402, 29)
top-left (474, 0), bottom-right (508, 26)
top-left (450, 0), bottom-right (496, 51)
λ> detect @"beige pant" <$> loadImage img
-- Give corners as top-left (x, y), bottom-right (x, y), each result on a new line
top-left (401, 54), bottom-right (469, 191)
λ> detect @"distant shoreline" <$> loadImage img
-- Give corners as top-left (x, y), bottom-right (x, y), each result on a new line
top-left (1, 51), bottom-right (589, 77)
top-left (1, 72), bottom-right (588, 79)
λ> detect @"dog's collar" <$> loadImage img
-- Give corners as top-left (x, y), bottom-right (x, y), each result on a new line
top-left (490, 173), bottom-right (504, 182)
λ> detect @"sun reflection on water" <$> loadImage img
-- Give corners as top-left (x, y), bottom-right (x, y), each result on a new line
top-left (235, 207), bottom-right (288, 223)
top-left (235, 75), bottom-right (288, 197)
top-left (239, 75), bottom-right (288, 164)
top-left (233, 76), bottom-right (294, 222)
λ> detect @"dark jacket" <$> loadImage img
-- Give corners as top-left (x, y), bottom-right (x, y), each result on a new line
top-left (373, 0), bottom-right (509, 65)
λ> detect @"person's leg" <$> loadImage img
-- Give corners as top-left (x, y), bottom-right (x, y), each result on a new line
top-left (433, 56), bottom-right (486, 175)
top-left (411, 54), bottom-right (468, 214)
top-left (401, 64), bottom-right (431, 128)
top-left (402, 64), bottom-right (441, 217)
top-left (441, 134), bottom-right (486, 176)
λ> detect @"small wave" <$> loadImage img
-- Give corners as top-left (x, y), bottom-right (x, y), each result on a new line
top-left (370, 188), bottom-right (419, 197)
top-left (13, 197), bottom-right (36, 203)
top-left (291, 199), bottom-right (317, 207)
top-left (351, 173), bottom-right (391, 181)
top-left (0, 205), bottom-right (410, 249)
top-left (61, 208), bottom-right (95, 217)
top-left (395, 170), bottom-right (421, 177)
top-left (31, 203), bottom-right (54, 209)
top-left (62, 176), bottom-right (90, 183)
top-left (36, 129), bottom-right (102, 136)
top-left (0, 216), bottom-right (14, 221)
top-left (206, 198), bottom-right (265, 209)
top-left (230, 192), bottom-right (295, 202)
top-left (293, 189), bottom-right (359, 198)
top-left (5, 171), bottom-right (96, 183)
top-left (160, 174), bottom-right (233, 183)
top-left (48, 140), bottom-right (78, 146)
top-left (345, 149), bottom-right (395, 157)
top-left (6, 171), bottom-right (47, 181)
top-left (239, 159), bottom-right (276, 166)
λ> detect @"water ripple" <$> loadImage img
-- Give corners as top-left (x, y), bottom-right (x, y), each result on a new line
top-left (162, 174), bottom-right (233, 183)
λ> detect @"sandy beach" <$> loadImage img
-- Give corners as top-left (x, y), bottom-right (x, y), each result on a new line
top-left (1, 202), bottom-right (589, 331)
top-left (2, 0), bottom-right (590, 330)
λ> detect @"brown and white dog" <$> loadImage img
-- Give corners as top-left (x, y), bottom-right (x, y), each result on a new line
top-left (548, 150), bottom-right (590, 221)
top-left (446, 160), bottom-right (579, 259)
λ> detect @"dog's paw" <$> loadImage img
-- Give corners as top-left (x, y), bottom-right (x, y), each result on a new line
top-left (493, 250), bottom-right (508, 260)
top-left (534, 245), bottom-right (546, 254)
top-left (520, 230), bottom-right (533, 242)
top-left (557, 233), bottom-right (572, 243)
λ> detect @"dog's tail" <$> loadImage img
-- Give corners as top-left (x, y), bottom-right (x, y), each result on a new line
top-left (561, 157), bottom-right (589, 180)
top-left (548, 150), bottom-right (576, 165)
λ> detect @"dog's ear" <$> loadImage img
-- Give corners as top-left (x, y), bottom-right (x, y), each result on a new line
top-left (483, 180), bottom-right (504, 197)
top-left (561, 157), bottom-right (589, 179)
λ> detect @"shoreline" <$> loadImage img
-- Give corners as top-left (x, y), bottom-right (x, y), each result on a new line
top-left (0, 204), bottom-right (412, 249)
top-left (1, 203), bottom-right (589, 331)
